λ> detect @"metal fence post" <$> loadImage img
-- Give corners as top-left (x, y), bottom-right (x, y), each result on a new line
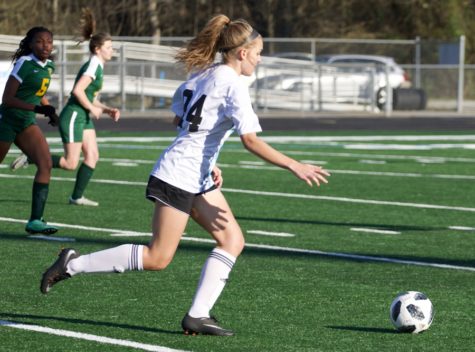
top-left (457, 35), bottom-right (465, 113)
top-left (384, 64), bottom-right (392, 117)
top-left (317, 63), bottom-right (322, 111)
top-left (415, 36), bottom-right (421, 89)
top-left (59, 41), bottom-right (65, 110)
top-left (119, 44), bottom-right (126, 111)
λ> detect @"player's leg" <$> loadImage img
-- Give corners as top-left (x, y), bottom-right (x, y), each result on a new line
top-left (142, 201), bottom-right (190, 269)
top-left (51, 106), bottom-right (80, 170)
top-left (69, 128), bottom-right (99, 206)
top-left (3, 119), bottom-right (29, 170)
top-left (41, 178), bottom-right (190, 293)
top-left (14, 125), bottom-right (57, 234)
top-left (181, 188), bottom-right (243, 336)
top-left (0, 141), bottom-right (12, 164)
top-left (58, 141), bottom-right (82, 170)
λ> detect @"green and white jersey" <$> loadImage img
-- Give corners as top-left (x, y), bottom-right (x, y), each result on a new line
top-left (67, 55), bottom-right (103, 109)
top-left (0, 54), bottom-right (55, 122)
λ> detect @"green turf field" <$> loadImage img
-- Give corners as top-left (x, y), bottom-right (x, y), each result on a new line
top-left (0, 129), bottom-right (474, 351)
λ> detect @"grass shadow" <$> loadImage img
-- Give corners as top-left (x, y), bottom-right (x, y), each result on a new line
top-left (326, 325), bottom-right (396, 334)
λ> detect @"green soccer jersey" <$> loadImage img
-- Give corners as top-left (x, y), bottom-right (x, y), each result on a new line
top-left (0, 54), bottom-right (55, 122)
top-left (67, 55), bottom-right (103, 109)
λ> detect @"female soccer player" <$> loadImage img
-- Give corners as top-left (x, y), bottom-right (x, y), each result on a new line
top-left (40, 14), bottom-right (330, 336)
top-left (0, 27), bottom-right (59, 234)
top-left (11, 8), bottom-right (120, 206)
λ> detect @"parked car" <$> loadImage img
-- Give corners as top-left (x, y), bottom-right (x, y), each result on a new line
top-left (318, 54), bottom-right (412, 109)
top-left (262, 53), bottom-right (414, 110)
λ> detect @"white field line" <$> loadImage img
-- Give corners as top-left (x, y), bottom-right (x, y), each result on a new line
top-left (224, 149), bottom-right (475, 163)
top-left (222, 188), bottom-right (475, 213)
top-left (1, 173), bottom-right (474, 213)
top-left (100, 157), bottom-right (475, 181)
top-left (0, 320), bottom-right (187, 352)
top-left (181, 237), bottom-right (475, 272)
top-left (7, 142), bottom-right (475, 164)
top-left (0, 217), bottom-right (150, 236)
top-left (449, 226), bottom-right (475, 231)
top-left (217, 163), bottom-right (475, 180)
top-left (3, 162), bottom-right (475, 181)
top-left (38, 135), bottom-right (475, 144)
top-left (350, 227), bottom-right (401, 235)
top-left (247, 230), bottom-right (296, 237)
top-left (0, 216), bottom-right (474, 272)
top-left (98, 144), bottom-right (475, 161)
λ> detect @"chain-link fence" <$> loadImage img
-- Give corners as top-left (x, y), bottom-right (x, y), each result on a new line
top-left (0, 35), bottom-right (470, 114)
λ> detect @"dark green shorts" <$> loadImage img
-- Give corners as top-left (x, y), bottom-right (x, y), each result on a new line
top-left (0, 115), bottom-right (36, 142)
top-left (58, 105), bottom-right (95, 144)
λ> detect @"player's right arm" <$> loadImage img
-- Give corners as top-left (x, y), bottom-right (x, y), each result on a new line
top-left (72, 75), bottom-right (102, 119)
top-left (1, 76), bottom-right (35, 111)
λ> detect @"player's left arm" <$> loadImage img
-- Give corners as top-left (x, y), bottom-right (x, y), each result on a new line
top-left (93, 98), bottom-right (120, 122)
top-left (240, 132), bottom-right (330, 187)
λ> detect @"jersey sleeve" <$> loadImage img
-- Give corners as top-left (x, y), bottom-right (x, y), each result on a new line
top-left (83, 57), bottom-right (101, 79)
top-left (10, 57), bottom-right (28, 84)
top-left (171, 83), bottom-right (185, 117)
top-left (226, 80), bottom-right (262, 135)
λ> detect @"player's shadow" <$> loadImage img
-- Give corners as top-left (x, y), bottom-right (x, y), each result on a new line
top-left (0, 312), bottom-right (182, 335)
top-left (326, 325), bottom-right (396, 334)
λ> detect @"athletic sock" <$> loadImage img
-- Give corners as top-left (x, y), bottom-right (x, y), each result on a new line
top-left (66, 244), bottom-right (144, 276)
top-left (71, 162), bottom-right (94, 199)
top-left (51, 155), bottom-right (62, 168)
top-left (188, 248), bottom-right (236, 318)
top-left (30, 182), bottom-right (49, 221)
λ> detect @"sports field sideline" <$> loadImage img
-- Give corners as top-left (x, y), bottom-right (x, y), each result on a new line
top-left (0, 114), bottom-right (474, 351)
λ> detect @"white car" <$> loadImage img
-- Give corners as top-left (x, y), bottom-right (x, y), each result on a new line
top-left (319, 54), bottom-right (411, 108)
top-left (255, 53), bottom-right (411, 110)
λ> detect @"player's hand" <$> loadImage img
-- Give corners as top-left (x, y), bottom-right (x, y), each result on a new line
top-left (48, 113), bottom-right (59, 126)
top-left (211, 166), bottom-right (223, 188)
top-left (289, 162), bottom-right (330, 187)
top-left (90, 106), bottom-right (103, 119)
top-left (34, 105), bottom-right (56, 117)
top-left (107, 108), bottom-right (120, 122)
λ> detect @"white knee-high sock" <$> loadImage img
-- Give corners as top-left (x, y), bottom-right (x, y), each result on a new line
top-left (188, 248), bottom-right (236, 318)
top-left (66, 244), bottom-right (144, 276)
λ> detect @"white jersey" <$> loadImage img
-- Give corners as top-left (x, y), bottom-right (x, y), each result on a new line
top-left (151, 64), bottom-right (262, 193)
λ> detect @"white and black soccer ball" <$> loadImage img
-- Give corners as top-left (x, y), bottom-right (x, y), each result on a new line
top-left (389, 291), bottom-right (434, 333)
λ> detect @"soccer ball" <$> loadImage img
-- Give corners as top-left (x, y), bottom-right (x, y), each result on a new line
top-left (389, 291), bottom-right (434, 333)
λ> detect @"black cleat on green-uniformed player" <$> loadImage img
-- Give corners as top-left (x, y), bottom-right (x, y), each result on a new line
top-left (181, 314), bottom-right (234, 336)
top-left (40, 248), bottom-right (79, 294)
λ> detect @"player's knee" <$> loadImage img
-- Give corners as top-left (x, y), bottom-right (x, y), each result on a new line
top-left (147, 257), bottom-right (172, 271)
top-left (84, 153), bottom-right (99, 167)
top-left (63, 158), bottom-right (79, 170)
top-left (221, 235), bottom-right (245, 257)
top-left (144, 250), bottom-right (174, 271)
top-left (37, 157), bottom-right (53, 172)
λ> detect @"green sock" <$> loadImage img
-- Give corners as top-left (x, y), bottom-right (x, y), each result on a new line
top-left (31, 182), bottom-right (49, 221)
top-left (51, 155), bottom-right (62, 168)
top-left (71, 163), bottom-right (94, 200)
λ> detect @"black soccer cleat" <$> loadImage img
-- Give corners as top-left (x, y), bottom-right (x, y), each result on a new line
top-left (40, 248), bottom-right (79, 294)
top-left (181, 314), bottom-right (234, 336)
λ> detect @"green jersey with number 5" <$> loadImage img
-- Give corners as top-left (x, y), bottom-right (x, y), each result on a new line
top-left (0, 54), bottom-right (55, 122)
